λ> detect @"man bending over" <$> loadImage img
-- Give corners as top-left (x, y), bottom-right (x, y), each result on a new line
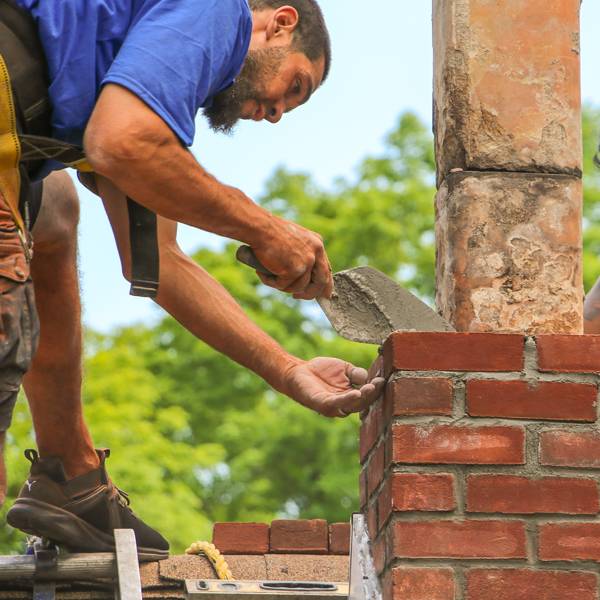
top-left (0, 0), bottom-right (384, 559)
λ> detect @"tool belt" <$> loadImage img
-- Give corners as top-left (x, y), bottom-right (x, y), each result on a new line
top-left (0, 0), bottom-right (159, 298)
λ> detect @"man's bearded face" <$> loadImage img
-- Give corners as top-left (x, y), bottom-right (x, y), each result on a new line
top-left (203, 47), bottom-right (288, 134)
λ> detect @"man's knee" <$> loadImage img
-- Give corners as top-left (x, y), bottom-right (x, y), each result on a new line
top-left (33, 171), bottom-right (80, 251)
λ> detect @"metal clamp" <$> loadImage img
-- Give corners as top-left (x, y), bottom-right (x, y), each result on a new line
top-left (32, 538), bottom-right (59, 600)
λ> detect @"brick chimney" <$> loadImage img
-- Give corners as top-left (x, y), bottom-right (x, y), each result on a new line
top-left (361, 333), bottom-right (600, 600)
top-left (359, 2), bottom-right (596, 598)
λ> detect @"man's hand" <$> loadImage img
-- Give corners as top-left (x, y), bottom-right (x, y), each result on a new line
top-left (253, 216), bottom-right (334, 300)
top-left (283, 358), bottom-right (386, 418)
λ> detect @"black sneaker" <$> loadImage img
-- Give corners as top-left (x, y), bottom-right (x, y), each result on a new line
top-left (6, 449), bottom-right (169, 561)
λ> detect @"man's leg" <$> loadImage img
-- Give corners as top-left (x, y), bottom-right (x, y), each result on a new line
top-left (23, 171), bottom-right (98, 477)
top-left (8, 172), bottom-right (169, 559)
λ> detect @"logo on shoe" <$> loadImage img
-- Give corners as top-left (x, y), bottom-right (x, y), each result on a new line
top-left (25, 480), bottom-right (36, 492)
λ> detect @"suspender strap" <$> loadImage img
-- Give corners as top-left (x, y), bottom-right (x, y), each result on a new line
top-left (0, 53), bottom-right (26, 237)
top-left (20, 135), bottom-right (160, 298)
top-left (19, 134), bottom-right (93, 172)
top-left (127, 197), bottom-right (159, 298)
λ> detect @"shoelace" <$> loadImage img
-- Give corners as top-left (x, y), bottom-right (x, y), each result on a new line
top-left (108, 481), bottom-right (131, 509)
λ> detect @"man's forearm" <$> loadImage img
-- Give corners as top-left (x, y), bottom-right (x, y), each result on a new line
top-left (155, 243), bottom-right (302, 394)
top-left (84, 85), bottom-right (275, 246)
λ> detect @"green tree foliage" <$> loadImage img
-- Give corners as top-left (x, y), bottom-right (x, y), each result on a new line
top-left (1, 109), bottom-right (599, 554)
top-left (583, 104), bottom-right (600, 290)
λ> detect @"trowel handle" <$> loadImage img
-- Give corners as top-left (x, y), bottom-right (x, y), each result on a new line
top-left (236, 245), bottom-right (276, 277)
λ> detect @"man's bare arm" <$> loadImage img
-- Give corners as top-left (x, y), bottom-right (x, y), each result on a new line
top-left (97, 176), bottom-right (383, 416)
top-left (84, 84), bottom-right (332, 300)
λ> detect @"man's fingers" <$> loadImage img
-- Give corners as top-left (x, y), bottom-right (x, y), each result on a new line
top-left (347, 366), bottom-right (368, 387)
top-left (257, 272), bottom-right (283, 290)
top-left (284, 266), bottom-right (314, 295)
top-left (369, 377), bottom-right (386, 397)
top-left (257, 272), bottom-right (304, 292)
top-left (335, 378), bottom-right (386, 418)
top-left (311, 248), bottom-right (333, 298)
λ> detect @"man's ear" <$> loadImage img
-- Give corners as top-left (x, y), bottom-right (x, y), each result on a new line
top-left (265, 6), bottom-right (299, 41)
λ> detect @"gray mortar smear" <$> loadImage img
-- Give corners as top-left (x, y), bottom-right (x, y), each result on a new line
top-left (318, 266), bottom-right (455, 345)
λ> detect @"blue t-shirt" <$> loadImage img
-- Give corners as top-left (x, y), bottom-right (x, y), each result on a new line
top-left (15, 0), bottom-right (252, 150)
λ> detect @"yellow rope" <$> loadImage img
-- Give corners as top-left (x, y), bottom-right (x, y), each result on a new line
top-left (186, 541), bottom-right (234, 580)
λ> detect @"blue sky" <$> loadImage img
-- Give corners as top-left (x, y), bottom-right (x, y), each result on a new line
top-left (76, 1), bottom-right (600, 332)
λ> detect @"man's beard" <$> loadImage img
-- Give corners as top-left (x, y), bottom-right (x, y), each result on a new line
top-left (203, 47), bottom-right (287, 134)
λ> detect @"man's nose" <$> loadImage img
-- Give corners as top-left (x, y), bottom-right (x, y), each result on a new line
top-left (266, 100), bottom-right (285, 124)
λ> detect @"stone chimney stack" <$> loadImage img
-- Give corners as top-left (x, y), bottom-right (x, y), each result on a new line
top-left (433, 0), bottom-right (583, 334)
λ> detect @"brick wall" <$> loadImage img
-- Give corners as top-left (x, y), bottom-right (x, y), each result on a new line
top-left (212, 520), bottom-right (350, 555)
top-left (361, 332), bottom-right (600, 600)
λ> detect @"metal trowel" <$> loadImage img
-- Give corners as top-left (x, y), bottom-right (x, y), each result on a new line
top-left (236, 246), bottom-right (455, 345)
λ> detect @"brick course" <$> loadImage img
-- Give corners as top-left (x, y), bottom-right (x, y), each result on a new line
top-left (212, 522), bottom-right (269, 555)
top-left (539, 523), bottom-right (600, 562)
top-left (383, 332), bottom-right (524, 374)
top-left (391, 568), bottom-right (455, 600)
top-left (537, 335), bottom-right (600, 373)
top-left (385, 377), bottom-right (454, 418)
top-left (540, 430), bottom-right (600, 468)
top-left (466, 475), bottom-right (600, 515)
top-left (467, 380), bottom-right (597, 422)
top-left (379, 473), bottom-right (456, 527)
top-left (466, 569), bottom-right (598, 600)
top-left (269, 520), bottom-right (329, 554)
top-left (392, 520), bottom-right (527, 559)
top-left (329, 523), bottom-right (351, 555)
top-left (391, 424), bottom-right (525, 465)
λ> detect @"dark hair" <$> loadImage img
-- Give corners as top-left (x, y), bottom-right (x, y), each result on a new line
top-left (248, 0), bottom-right (331, 82)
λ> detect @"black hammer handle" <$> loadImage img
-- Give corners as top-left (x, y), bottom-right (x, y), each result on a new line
top-left (236, 245), bottom-right (276, 277)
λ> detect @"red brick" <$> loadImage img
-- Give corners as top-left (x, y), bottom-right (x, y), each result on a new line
top-left (467, 569), bottom-right (598, 600)
top-left (467, 380), bottom-right (597, 422)
top-left (360, 400), bottom-right (383, 463)
top-left (212, 522), bottom-right (269, 555)
top-left (366, 503), bottom-right (378, 541)
top-left (379, 473), bottom-right (456, 526)
top-left (372, 536), bottom-right (387, 575)
top-left (540, 430), bottom-right (600, 468)
top-left (368, 355), bottom-right (384, 381)
top-left (392, 520), bottom-right (526, 559)
top-left (537, 335), bottom-right (600, 373)
top-left (383, 571), bottom-right (393, 600)
top-left (359, 469), bottom-right (368, 510)
top-left (329, 523), bottom-right (350, 555)
top-left (467, 475), bottom-right (600, 515)
top-left (392, 424), bottom-right (525, 465)
top-left (383, 332), bottom-right (524, 375)
top-left (386, 378), bottom-right (454, 418)
top-left (270, 520), bottom-right (328, 554)
top-left (367, 443), bottom-right (385, 497)
top-left (539, 523), bottom-right (600, 562)
top-left (391, 568), bottom-right (455, 600)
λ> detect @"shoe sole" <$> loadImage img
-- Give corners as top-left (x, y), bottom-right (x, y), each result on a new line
top-left (7, 498), bottom-right (169, 562)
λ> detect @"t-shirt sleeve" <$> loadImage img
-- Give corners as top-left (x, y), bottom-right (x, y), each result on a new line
top-left (102, 0), bottom-right (252, 146)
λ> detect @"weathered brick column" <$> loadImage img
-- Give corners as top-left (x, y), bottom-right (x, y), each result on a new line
top-left (361, 333), bottom-right (600, 600)
top-left (433, 0), bottom-right (584, 333)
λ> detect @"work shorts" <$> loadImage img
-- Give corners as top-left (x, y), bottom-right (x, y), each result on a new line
top-left (0, 279), bottom-right (39, 432)
top-left (0, 171), bottom-right (43, 433)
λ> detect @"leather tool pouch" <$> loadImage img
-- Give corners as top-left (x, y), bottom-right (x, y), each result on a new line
top-left (0, 0), bottom-right (51, 173)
